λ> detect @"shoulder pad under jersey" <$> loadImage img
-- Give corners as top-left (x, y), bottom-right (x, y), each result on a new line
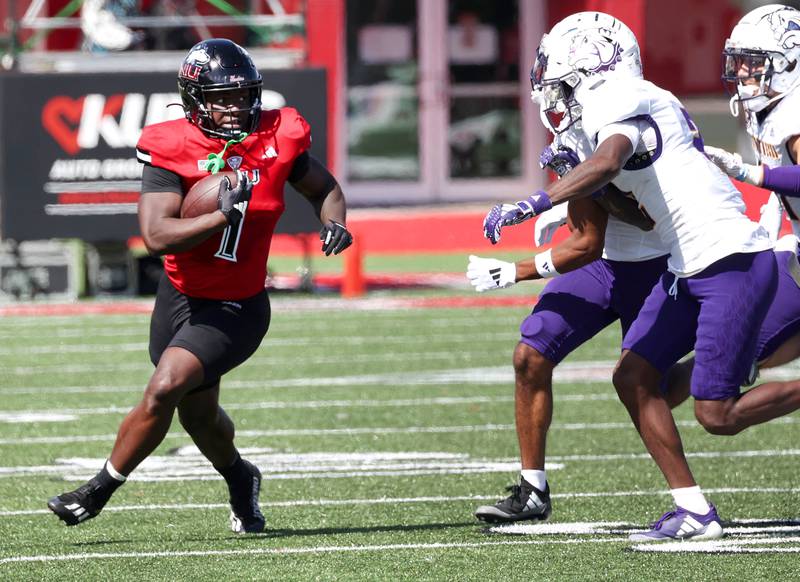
top-left (136, 120), bottom-right (188, 170)
top-left (276, 106), bottom-right (312, 152)
top-left (581, 78), bottom-right (653, 141)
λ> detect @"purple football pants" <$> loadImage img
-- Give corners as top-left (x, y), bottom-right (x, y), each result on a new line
top-left (756, 249), bottom-right (800, 362)
top-left (520, 256), bottom-right (669, 363)
top-left (622, 250), bottom-right (778, 401)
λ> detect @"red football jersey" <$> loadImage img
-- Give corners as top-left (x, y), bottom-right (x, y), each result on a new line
top-left (136, 108), bottom-right (311, 300)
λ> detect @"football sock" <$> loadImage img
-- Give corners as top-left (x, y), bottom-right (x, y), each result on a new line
top-left (670, 486), bottom-right (711, 514)
top-left (91, 461), bottom-right (125, 504)
top-left (104, 460), bottom-right (127, 482)
top-left (216, 452), bottom-right (249, 486)
top-left (520, 469), bottom-right (547, 491)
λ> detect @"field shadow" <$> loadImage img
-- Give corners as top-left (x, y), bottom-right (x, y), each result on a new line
top-left (56, 521), bottom-right (479, 548)
top-left (248, 520), bottom-right (478, 539)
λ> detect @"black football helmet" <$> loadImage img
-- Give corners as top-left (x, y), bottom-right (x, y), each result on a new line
top-left (177, 39), bottom-right (262, 139)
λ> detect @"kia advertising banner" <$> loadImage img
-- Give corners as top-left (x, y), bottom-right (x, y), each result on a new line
top-left (0, 69), bottom-right (326, 241)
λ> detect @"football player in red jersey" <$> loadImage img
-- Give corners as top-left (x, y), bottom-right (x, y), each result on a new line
top-left (47, 39), bottom-right (352, 533)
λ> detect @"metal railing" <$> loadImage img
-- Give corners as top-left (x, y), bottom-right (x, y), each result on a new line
top-left (20, 14), bottom-right (303, 30)
top-left (3, 0), bottom-right (306, 72)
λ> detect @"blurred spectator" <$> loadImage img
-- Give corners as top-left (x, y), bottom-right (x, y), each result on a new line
top-left (143, 1), bottom-right (203, 51)
top-left (81, 0), bottom-right (147, 51)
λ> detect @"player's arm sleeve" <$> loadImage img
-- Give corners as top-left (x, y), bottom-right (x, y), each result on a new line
top-left (759, 133), bottom-right (800, 198)
top-left (288, 151), bottom-right (311, 183)
top-left (761, 165), bottom-right (800, 198)
top-left (140, 164), bottom-right (184, 195)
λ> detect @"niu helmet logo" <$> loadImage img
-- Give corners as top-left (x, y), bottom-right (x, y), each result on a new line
top-left (41, 93), bottom-right (183, 155)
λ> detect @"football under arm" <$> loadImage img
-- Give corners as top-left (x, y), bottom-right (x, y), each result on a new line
top-left (138, 191), bottom-right (228, 256)
top-left (546, 134), bottom-right (635, 206)
top-left (514, 197), bottom-right (608, 281)
top-left (289, 153), bottom-right (347, 225)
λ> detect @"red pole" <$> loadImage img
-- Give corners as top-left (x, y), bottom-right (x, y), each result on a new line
top-left (305, 0), bottom-right (344, 175)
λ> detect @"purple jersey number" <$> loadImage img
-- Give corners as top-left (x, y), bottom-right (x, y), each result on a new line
top-left (680, 107), bottom-right (705, 153)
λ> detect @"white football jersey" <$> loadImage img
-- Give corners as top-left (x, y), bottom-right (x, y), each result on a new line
top-left (581, 78), bottom-right (772, 277)
top-left (554, 128), bottom-right (667, 262)
top-left (745, 87), bottom-right (800, 237)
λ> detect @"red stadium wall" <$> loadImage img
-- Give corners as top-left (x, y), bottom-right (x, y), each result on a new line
top-left (270, 181), bottom-right (787, 256)
top-left (306, 0), bottom-right (344, 174)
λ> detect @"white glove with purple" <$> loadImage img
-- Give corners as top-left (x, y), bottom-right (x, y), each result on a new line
top-left (466, 255), bottom-right (517, 292)
top-left (483, 191), bottom-right (553, 245)
top-left (539, 143), bottom-right (581, 178)
top-left (704, 145), bottom-right (763, 185)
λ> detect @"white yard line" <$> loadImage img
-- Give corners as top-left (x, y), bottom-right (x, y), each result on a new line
top-left (2, 359), bottom-right (798, 393)
top-left (1, 416), bottom-right (797, 444)
top-left (0, 332), bottom-right (522, 356)
top-left (1, 351), bottom-right (508, 375)
top-left (4, 525), bottom-right (800, 563)
top-left (632, 536), bottom-right (800, 554)
top-left (0, 538), bottom-right (624, 564)
top-left (1, 444), bottom-right (799, 480)
top-left (0, 393), bottom-right (625, 418)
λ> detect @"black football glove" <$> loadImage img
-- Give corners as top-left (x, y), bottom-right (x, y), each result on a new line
top-left (319, 220), bottom-right (353, 256)
top-left (217, 171), bottom-right (252, 226)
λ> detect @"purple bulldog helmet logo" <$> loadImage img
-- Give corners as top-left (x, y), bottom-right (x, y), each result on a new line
top-left (568, 31), bottom-right (623, 74)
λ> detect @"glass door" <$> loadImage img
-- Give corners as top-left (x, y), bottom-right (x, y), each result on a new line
top-left (344, 1), bottom-right (419, 184)
top-left (342, 0), bottom-right (545, 204)
top-left (437, 0), bottom-right (545, 201)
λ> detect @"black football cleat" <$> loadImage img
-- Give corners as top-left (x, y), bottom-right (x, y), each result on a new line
top-left (48, 479), bottom-right (109, 526)
top-left (228, 459), bottom-right (265, 534)
top-left (475, 478), bottom-right (552, 523)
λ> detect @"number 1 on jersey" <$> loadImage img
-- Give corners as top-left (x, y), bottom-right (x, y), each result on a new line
top-left (214, 201), bottom-right (248, 262)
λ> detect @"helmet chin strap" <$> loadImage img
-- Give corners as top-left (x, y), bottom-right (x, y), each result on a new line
top-left (733, 74), bottom-right (800, 116)
top-left (729, 94), bottom-right (740, 117)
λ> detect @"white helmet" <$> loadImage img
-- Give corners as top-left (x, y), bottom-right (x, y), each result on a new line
top-left (531, 12), bottom-right (642, 134)
top-left (723, 4), bottom-right (800, 114)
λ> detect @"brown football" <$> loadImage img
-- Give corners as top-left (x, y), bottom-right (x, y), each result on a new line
top-left (180, 171), bottom-right (238, 218)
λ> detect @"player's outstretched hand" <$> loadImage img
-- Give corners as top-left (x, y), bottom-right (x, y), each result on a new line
top-left (704, 145), bottom-right (745, 179)
top-left (705, 145), bottom-right (764, 185)
top-left (483, 191), bottom-right (553, 244)
top-left (467, 255), bottom-right (517, 292)
top-left (218, 171), bottom-right (253, 225)
top-left (534, 204), bottom-right (569, 247)
top-left (320, 220), bottom-right (353, 256)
